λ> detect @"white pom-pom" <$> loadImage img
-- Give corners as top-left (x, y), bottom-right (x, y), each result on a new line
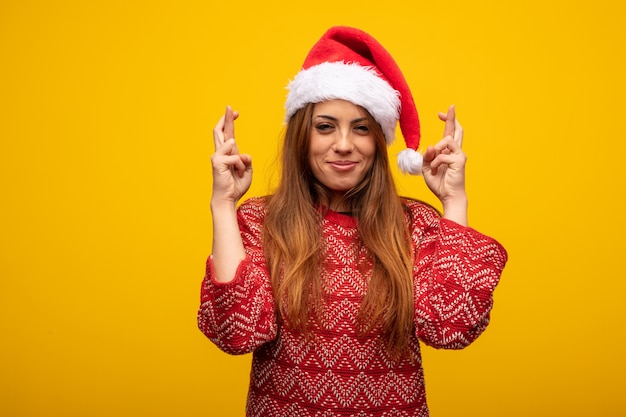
top-left (397, 148), bottom-right (423, 175)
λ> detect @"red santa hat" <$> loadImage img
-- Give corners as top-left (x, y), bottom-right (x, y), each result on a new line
top-left (285, 26), bottom-right (423, 175)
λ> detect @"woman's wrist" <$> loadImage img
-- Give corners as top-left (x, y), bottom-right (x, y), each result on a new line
top-left (441, 195), bottom-right (468, 226)
top-left (210, 195), bottom-right (238, 213)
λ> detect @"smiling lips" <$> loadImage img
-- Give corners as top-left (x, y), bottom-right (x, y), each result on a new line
top-left (328, 160), bottom-right (358, 171)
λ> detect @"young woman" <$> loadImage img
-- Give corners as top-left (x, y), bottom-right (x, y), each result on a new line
top-left (198, 26), bottom-right (507, 417)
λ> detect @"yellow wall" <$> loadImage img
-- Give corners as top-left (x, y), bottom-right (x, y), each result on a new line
top-left (1, 0), bottom-right (624, 416)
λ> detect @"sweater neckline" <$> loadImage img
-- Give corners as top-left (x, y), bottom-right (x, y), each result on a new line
top-left (323, 207), bottom-right (358, 228)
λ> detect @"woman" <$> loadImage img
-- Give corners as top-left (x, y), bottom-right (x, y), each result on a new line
top-left (198, 26), bottom-right (507, 416)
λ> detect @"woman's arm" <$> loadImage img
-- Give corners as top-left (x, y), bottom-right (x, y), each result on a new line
top-left (210, 106), bottom-right (252, 282)
top-left (197, 109), bottom-right (277, 354)
top-left (199, 199), bottom-right (277, 355)
top-left (411, 205), bottom-right (507, 349)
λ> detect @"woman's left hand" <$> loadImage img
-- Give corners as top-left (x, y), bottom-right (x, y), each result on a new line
top-left (422, 105), bottom-right (467, 205)
top-left (422, 105), bottom-right (468, 225)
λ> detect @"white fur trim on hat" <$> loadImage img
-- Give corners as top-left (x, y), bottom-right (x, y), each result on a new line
top-left (285, 62), bottom-right (400, 145)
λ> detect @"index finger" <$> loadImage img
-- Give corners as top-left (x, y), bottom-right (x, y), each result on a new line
top-left (224, 105), bottom-right (236, 142)
top-left (454, 119), bottom-right (463, 147)
top-left (443, 105), bottom-right (456, 138)
top-left (213, 114), bottom-right (226, 150)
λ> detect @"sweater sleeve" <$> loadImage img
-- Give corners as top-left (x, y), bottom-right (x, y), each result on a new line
top-left (197, 198), bottom-right (278, 355)
top-left (410, 202), bottom-right (508, 349)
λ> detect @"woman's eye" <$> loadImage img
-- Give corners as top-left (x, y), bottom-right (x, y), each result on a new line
top-left (354, 125), bottom-right (370, 134)
top-left (315, 123), bottom-right (334, 132)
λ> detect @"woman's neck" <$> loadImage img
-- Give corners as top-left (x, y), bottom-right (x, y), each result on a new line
top-left (328, 192), bottom-right (348, 212)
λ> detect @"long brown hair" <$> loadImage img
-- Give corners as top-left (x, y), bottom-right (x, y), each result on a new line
top-left (263, 102), bottom-right (414, 357)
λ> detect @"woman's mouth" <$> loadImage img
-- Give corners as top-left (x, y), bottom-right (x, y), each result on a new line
top-left (328, 160), bottom-right (357, 171)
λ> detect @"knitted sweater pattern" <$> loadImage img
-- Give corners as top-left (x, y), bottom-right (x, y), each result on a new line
top-left (198, 197), bottom-right (508, 417)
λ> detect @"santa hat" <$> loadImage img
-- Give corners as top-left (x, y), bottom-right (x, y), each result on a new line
top-left (285, 26), bottom-right (423, 175)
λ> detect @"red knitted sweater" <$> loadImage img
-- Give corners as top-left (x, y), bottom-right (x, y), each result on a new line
top-left (198, 197), bottom-right (507, 416)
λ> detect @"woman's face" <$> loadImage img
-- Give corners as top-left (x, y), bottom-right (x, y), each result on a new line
top-left (308, 100), bottom-right (377, 209)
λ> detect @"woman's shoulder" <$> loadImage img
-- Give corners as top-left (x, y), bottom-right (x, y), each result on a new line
top-left (237, 196), bottom-right (269, 221)
top-left (401, 197), bottom-right (441, 216)
top-left (400, 197), bottom-right (442, 228)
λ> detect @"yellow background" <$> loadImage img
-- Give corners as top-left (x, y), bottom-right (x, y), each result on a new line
top-left (1, 0), bottom-right (624, 416)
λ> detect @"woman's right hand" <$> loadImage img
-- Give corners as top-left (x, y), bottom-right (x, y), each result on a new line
top-left (211, 106), bottom-right (252, 205)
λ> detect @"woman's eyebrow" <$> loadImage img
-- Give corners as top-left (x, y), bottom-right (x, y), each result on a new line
top-left (312, 114), bottom-right (338, 121)
top-left (313, 115), bottom-right (368, 123)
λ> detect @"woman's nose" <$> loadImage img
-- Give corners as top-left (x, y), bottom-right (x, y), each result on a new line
top-left (332, 132), bottom-right (354, 153)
